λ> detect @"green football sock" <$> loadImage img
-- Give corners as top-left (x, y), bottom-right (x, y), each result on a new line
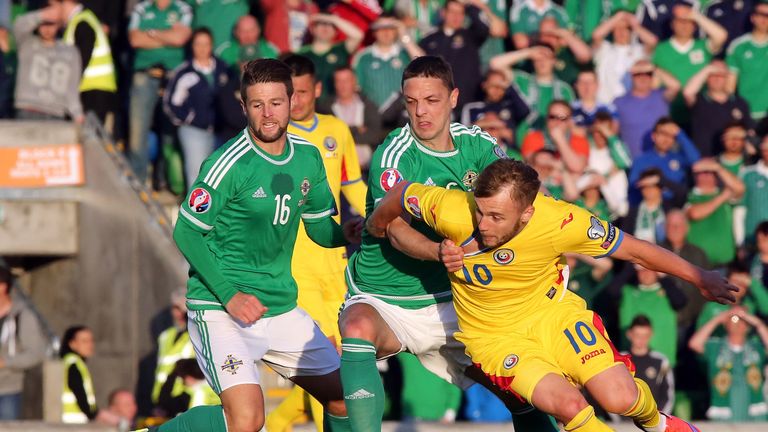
top-left (340, 338), bottom-right (384, 432)
top-left (512, 407), bottom-right (559, 432)
top-left (156, 405), bottom-right (226, 431)
top-left (324, 412), bottom-right (352, 432)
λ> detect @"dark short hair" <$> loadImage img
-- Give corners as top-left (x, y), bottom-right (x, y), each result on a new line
top-left (653, 116), bottom-right (676, 132)
top-left (333, 65), bottom-right (355, 75)
top-left (756, 220), bottom-right (768, 237)
top-left (190, 27), bottom-right (213, 44)
top-left (475, 159), bottom-right (541, 209)
top-left (629, 315), bottom-right (652, 329)
top-left (638, 167), bottom-right (663, 182)
top-left (240, 58), bottom-right (294, 103)
top-left (281, 53), bottom-right (316, 79)
top-left (174, 358), bottom-right (205, 380)
top-left (60, 325), bottom-right (89, 358)
top-left (547, 99), bottom-right (572, 115)
top-left (594, 110), bottom-right (613, 123)
top-left (401, 55), bottom-right (455, 90)
top-left (726, 259), bottom-right (751, 277)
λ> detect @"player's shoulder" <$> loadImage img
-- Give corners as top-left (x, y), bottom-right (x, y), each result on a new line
top-left (450, 122), bottom-right (496, 147)
top-left (372, 124), bottom-right (415, 170)
top-left (198, 131), bottom-right (254, 188)
top-left (727, 33), bottom-right (753, 54)
top-left (530, 193), bottom-right (583, 227)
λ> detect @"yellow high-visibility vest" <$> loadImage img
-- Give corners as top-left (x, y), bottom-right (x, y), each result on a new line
top-left (63, 8), bottom-right (117, 92)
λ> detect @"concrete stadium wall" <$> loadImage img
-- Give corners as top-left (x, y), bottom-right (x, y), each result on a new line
top-left (0, 120), bottom-right (188, 413)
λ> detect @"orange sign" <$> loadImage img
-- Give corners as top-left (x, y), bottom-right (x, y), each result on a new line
top-left (0, 144), bottom-right (85, 187)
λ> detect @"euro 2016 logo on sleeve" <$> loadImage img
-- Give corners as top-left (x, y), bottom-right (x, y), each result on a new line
top-left (189, 188), bottom-right (211, 214)
top-left (406, 196), bottom-right (422, 218)
top-left (493, 248), bottom-right (515, 265)
top-left (503, 354), bottom-right (519, 369)
top-left (380, 168), bottom-right (403, 192)
top-left (587, 216), bottom-right (606, 240)
top-left (221, 354), bottom-right (244, 375)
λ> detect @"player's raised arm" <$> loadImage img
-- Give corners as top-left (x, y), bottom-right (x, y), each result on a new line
top-left (610, 233), bottom-right (738, 304)
top-left (366, 181), bottom-right (411, 238)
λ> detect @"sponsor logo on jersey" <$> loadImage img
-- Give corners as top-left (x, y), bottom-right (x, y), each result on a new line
top-left (462, 170), bottom-right (478, 190)
top-left (580, 348), bottom-right (606, 365)
top-left (493, 248), bottom-right (514, 265)
top-left (323, 137), bottom-right (337, 151)
top-left (600, 224), bottom-right (616, 249)
top-left (345, 389), bottom-right (375, 400)
top-left (587, 216), bottom-right (606, 240)
top-left (189, 188), bottom-right (211, 213)
top-left (406, 195), bottom-right (421, 218)
top-left (644, 366), bottom-right (658, 380)
top-left (561, 212), bottom-right (574, 229)
top-left (493, 145), bottom-right (509, 160)
top-left (503, 354), bottom-right (519, 369)
top-left (221, 354), bottom-right (244, 375)
top-left (252, 187), bottom-right (267, 198)
top-left (546, 287), bottom-right (557, 299)
top-left (380, 168), bottom-right (403, 191)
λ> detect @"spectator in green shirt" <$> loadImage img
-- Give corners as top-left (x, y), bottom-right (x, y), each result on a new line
top-left (685, 158), bottom-right (746, 269)
top-left (215, 15), bottom-right (279, 72)
top-left (298, 13), bottom-right (363, 99)
top-left (188, 0), bottom-right (248, 53)
top-left (727, 2), bottom-right (768, 120)
top-left (509, 0), bottom-right (570, 49)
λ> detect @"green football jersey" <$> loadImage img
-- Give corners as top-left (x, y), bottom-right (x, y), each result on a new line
top-left (347, 123), bottom-right (507, 308)
top-left (686, 189), bottom-right (735, 267)
top-left (727, 34), bottom-right (768, 118)
top-left (179, 130), bottom-right (337, 316)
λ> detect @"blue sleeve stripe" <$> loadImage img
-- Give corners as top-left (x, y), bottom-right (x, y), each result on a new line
top-left (399, 181), bottom-right (415, 214)
top-left (595, 230), bottom-right (624, 259)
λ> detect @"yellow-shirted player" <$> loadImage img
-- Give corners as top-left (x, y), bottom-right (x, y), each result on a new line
top-left (368, 159), bottom-right (737, 432)
top-left (266, 54), bottom-right (366, 432)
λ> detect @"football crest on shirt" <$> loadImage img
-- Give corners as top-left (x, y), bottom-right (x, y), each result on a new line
top-left (220, 354), bottom-right (244, 375)
top-left (189, 188), bottom-right (211, 213)
top-left (298, 177), bottom-right (310, 207)
top-left (406, 195), bottom-right (422, 218)
top-left (493, 249), bottom-right (515, 265)
top-left (380, 168), bottom-right (403, 191)
top-left (503, 354), bottom-right (519, 369)
top-left (462, 170), bottom-right (479, 189)
top-left (587, 216), bottom-right (606, 240)
top-left (323, 137), bottom-right (337, 151)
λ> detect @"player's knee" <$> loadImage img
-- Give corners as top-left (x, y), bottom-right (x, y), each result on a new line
top-left (325, 399), bottom-right (347, 417)
top-left (339, 309), bottom-right (377, 341)
top-left (224, 407), bottom-right (264, 432)
top-left (603, 380), bottom-right (640, 414)
top-left (555, 396), bottom-right (590, 424)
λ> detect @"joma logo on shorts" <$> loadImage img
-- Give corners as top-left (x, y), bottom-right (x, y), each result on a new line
top-left (580, 349), bottom-right (606, 364)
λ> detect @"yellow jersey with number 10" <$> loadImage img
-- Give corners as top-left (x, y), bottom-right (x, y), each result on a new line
top-left (400, 182), bottom-right (623, 337)
top-left (289, 114), bottom-right (367, 276)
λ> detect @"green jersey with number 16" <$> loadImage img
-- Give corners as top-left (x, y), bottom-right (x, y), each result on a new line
top-left (178, 129), bottom-right (337, 317)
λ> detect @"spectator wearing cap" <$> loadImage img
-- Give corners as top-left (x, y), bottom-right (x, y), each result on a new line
top-left (613, 60), bottom-right (679, 158)
top-left (704, 0), bottom-right (755, 50)
top-left (684, 59), bottom-right (754, 157)
top-left (653, 2), bottom-right (728, 127)
top-left (151, 288), bottom-right (195, 408)
top-left (727, 1), bottom-right (768, 121)
top-left (629, 117), bottom-right (700, 204)
top-left (163, 27), bottom-right (230, 190)
top-left (740, 136), bottom-right (768, 244)
top-left (591, 10), bottom-right (658, 105)
top-left (12, 7), bottom-right (83, 122)
top-left (419, 0), bottom-right (493, 113)
top-left (490, 43), bottom-right (575, 134)
top-left (298, 13), bottom-right (363, 99)
top-left (460, 69), bottom-right (530, 134)
top-left (522, 99), bottom-right (589, 175)
top-left (215, 15), bottom-right (279, 72)
top-left (619, 167), bottom-right (688, 244)
top-left (685, 158), bottom-right (745, 269)
top-left (585, 111), bottom-right (632, 218)
top-left (127, 0), bottom-right (193, 185)
top-left (352, 16), bottom-right (422, 110)
top-left (187, 0), bottom-right (247, 53)
top-left (329, 65), bottom-right (383, 170)
top-left (0, 263), bottom-right (46, 420)
top-left (571, 70), bottom-right (616, 130)
top-left (508, 0), bottom-right (570, 49)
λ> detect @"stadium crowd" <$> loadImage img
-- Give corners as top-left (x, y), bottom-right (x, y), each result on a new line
top-left (2, 0), bottom-right (768, 429)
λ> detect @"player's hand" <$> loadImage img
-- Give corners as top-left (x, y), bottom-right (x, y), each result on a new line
top-left (439, 239), bottom-right (464, 273)
top-left (697, 270), bottom-right (738, 305)
top-left (343, 217), bottom-right (364, 244)
top-left (226, 292), bottom-right (268, 325)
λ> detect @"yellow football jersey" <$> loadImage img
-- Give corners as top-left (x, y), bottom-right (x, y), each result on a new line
top-left (400, 183), bottom-right (623, 337)
top-left (289, 114), bottom-right (367, 276)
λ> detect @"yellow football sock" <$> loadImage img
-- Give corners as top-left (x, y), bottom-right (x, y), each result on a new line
top-left (621, 377), bottom-right (661, 429)
top-left (563, 405), bottom-right (613, 431)
top-left (266, 385), bottom-right (306, 432)
top-left (309, 394), bottom-right (324, 431)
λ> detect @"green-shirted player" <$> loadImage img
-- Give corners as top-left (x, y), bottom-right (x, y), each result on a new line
top-left (337, 56), bottom-right (556, 432)
top-left (147, 59), bottom-right (359, 432)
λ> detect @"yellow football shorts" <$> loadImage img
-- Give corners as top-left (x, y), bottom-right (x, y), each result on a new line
top-left (294, 270), bottom-right (347, 343)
